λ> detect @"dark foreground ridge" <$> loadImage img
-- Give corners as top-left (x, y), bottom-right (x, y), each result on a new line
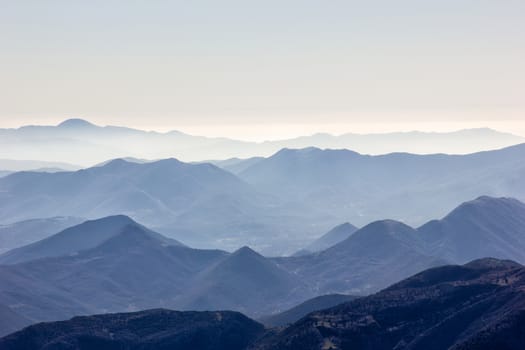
top-left (1, 258), bottom-right (524, 350)
top-left (0, 309), bottom-right (265, 350)
top-left (253, 258), bottom-right (525, 350)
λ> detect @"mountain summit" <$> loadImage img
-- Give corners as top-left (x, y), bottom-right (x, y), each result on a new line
top-left (57, 118), bottom-right (97, 129)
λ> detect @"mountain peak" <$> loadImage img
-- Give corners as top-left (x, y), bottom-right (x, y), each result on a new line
top-left (231, 246), bottom-right (261, 258)
top-left (446, 196), bottom-right (525, 220)
top-left (361, 219), bottom-right (414, 233)
top-left (57, 118), bottom-right (96, 128)
top-left (0, 215), bottom-right (143, 264)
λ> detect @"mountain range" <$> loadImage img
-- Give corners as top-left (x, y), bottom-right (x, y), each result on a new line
top-left (253, 258), bottom-right (525, 350)
top-left (0, 309), bottom-right (265, 350)
top-left (1, 119), bottom-right (523, 166)
top-left (0, 157), bottom-right (278, 251)
top-left (236, 144), bottom-right (525, 228)
top-left (259, 294), bottom-right (358, 327)
top-left (1, 142), bottom-right (525, 254)
top-left (1, 258), bottom-right (524, 350)
top-left (1, 196), bottom-right (524, 337)
top-left (0, 215), bottom-right (184, 264)
top-left (0, 217), bottom-right (311, 335)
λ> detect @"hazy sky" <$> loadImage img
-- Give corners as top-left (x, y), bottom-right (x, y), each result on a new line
top-left (1, 1), bottom-right (524, 140)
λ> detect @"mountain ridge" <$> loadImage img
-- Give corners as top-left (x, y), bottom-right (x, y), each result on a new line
top-left (1, 258), bottom-right (524, 349)
top-left (2, 119), bottom-right (523, 166)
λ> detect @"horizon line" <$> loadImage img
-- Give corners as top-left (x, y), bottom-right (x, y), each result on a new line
top-left (3, 117), bottom-right (525, 142)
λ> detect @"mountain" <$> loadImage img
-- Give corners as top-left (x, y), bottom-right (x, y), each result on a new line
top-left (419, 196), bottom-right (525, 264)
top-left (254, 258), bottom-right (525, 350)
top-left (274, 220), bottom-right (445, 295)
top-left (2, 259), bottom-right (524, 350)
top-left (0, 221), bottom-right (229, 336)
top-left (0, 309), bottom-right (265, 350)
top-left (2, 196), bottom-right (525, 336)
top-left (0, 216), bottom-right (83, 254)
top-left (238, 145), bottom-right (525, 227)
top-left (2, 142), bottom-right (525, 254)
top-left (0, 219), bottom-right (309, 334)
top-left (176, 246), bottom-right (312, 316)
top-left (265, 128), bottom-right (525, 156)
top-left (259, 294), bottom-right (358, 327)
top-left (281, 196), bottom-right (525, 294)
top-left (0, 157), bottom-right (277, 251)
top-left (0, 215), bottom-right (183, 264)
top-left (2, 120), bottom-right (523, 166)
top-left (296, 222), bottom-right (358, 255)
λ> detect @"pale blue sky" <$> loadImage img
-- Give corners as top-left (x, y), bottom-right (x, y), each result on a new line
top-left (1, 1), bottom-right (524, 139)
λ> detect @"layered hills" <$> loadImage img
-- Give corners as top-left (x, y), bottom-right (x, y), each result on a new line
top-left (2, 258), bottom-right (524, 350)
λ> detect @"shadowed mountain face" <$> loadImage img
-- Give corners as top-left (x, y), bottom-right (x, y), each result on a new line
top-left (253, 258), bottom-right (525, 350)
top-left (0, 216), bottom-right (84, 254)
top-left (259, 294), bottom-right (359, 327)
top-left (0, 309), bottom-right (265, 350)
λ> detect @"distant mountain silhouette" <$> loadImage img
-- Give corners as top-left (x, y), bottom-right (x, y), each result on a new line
top-left (0, 158), bottom-right (277, 252)
top-left (0, 216), bottom-right (83, 254)
top-left (1, 119), bottom-right (523, 165)
top-left (0, 309), bottom-right (265, 350)
top-left (254, 258), bottom-right (525, 350)
top-left (238, 145), bottom-right (525, 227)
top-left (57, 118), bottom-right (97, 129)
top-left (259, 294), bottom-right (358, 327)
